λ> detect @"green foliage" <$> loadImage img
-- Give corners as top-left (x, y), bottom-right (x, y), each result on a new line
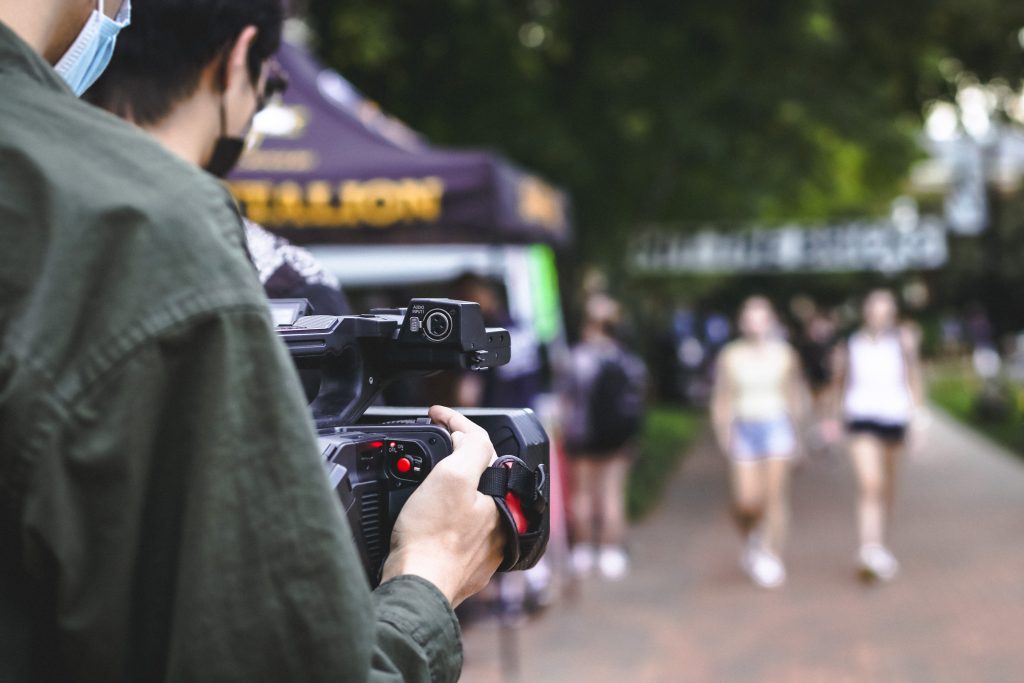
top-left (929, 367), bottom-right (982, 419)
top-left (929, 365), bottom-right (1024, 458)
top-left (305, 0), bottom-right (1024, 267)
top-left (626, 407), bottom-right (702, 520)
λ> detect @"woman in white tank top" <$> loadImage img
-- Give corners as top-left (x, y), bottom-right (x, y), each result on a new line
top-left (830, 289), bottom-right (924, 582)
top-left (711, 297), bottom-right (806, 589)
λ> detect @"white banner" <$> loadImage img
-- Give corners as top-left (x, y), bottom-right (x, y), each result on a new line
top-left (628, 218), bottom-right (949, 275)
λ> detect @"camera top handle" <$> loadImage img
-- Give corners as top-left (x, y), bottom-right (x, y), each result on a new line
top-left (275, 298), bottom-right (512, 426)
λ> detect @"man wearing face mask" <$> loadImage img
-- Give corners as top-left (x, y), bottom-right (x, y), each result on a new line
top-left (87, 2), bottom-right (352, 316)
top-left (0, 1), bottom-right (504, 681)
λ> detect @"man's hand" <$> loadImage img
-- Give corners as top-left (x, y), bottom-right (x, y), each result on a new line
top-left (380, 406), bottom-right (505, 607)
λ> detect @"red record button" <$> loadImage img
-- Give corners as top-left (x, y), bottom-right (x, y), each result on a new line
top-left (396, 457), bottom-right (413, 474)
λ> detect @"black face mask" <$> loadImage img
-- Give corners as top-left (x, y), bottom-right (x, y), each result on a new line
top-left (204, 97), bottom-right (247, 178)
top-left (205, 137), bottom-right (246, 178)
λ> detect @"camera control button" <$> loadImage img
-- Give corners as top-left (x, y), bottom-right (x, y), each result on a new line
top-left (396, 457), bottom-right (413, 474)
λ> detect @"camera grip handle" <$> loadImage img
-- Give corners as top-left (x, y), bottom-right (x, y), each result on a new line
top-left (478, 456), bottom-right (549, 572)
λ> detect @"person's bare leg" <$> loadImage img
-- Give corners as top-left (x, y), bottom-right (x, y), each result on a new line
top-left (729, 461), bottom-right (767, 540)
top-left (586, 459), bottom-right (610, 544)
top-left (570, 457), bottom-right (600, 576)
top-left (850, 435), bottom-right (885, 547)
top-left (597, 454), bottom-right (631, 547)
top-left (592, 453), bottom-right (632, 579)
top-left (881, 442), bottom-right (904, 539)
top-left (762, 457), bottom-right (792, 557)
top-left (571, 458), bottom-right (597, 544)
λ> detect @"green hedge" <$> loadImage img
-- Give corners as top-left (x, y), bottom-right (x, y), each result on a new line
top-left (626, 407), bottom-right (703, 520)
top-left (929, 367), bottom-right (1024, 457)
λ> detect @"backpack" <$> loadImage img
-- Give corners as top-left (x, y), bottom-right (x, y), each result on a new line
top-left (585, 352), bottom-right (645, 452)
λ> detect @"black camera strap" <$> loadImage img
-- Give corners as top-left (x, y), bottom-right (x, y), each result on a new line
top-left (478, 456), bottom-right (549, 572)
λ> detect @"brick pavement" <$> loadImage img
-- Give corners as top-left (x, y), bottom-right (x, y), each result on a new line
top-left (461, 412), bottom-right (1024, 682)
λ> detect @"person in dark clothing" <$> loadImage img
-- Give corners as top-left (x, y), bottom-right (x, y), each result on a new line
top-left (561, 294), bottom-right (647, 581)
top-left (795, 311), bottom-right (840, 456)
top-left (796, 312), bottom-right (839, 394)
top-left (244, 218), bottom-right (351, 314)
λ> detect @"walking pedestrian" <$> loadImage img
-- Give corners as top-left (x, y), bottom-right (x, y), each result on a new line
top-left (562, 294), bottom-right (647, 581)
top-left (828, 289), bottom-right (925, 581)
top-left (796, 308), bottom-right (841, 456)
top-left (711, 297), bottom-right (805, 588)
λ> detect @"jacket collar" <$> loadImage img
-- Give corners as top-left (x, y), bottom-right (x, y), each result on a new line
top-left (0, 19), bottom-right (72, 93)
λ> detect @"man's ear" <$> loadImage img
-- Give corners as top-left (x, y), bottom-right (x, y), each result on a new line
top-left (224, 26), bottom-right (259, 93)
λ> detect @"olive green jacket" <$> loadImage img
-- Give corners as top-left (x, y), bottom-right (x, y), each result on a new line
top-left (0, 21), bottom-right (460, 682)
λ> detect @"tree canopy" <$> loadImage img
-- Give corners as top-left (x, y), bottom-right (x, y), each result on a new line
top-left (305, 0), bottom-right (1024, 265)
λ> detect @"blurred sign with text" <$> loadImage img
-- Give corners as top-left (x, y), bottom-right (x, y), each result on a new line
top-left (629, 218), bottom-right (948, 275)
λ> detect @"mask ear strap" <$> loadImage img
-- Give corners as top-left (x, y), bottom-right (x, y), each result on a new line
top-left (98, 0), bottom-right (105, 16)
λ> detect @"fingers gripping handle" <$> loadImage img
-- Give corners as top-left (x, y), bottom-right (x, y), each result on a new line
top-left (477, 456), bottom-right (550, 572)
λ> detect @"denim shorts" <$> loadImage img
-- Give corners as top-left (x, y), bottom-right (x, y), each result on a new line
top-left (731, 418), bottom-right (796, 461)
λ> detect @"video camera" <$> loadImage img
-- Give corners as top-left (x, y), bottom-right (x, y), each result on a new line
top-left (273, 299), bottom-right (550, 587)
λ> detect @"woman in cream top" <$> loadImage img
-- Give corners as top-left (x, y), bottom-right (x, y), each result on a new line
top-left (712, 297), bottom-right (805, 589)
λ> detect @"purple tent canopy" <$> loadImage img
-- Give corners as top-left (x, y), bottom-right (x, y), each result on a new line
top-left (228, 43), bottom-right (571, 247)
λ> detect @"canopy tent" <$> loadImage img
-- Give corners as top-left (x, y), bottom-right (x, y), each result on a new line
top-left (228, 43), bottom-right (571, 248)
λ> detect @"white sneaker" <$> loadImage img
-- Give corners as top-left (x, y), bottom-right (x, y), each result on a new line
top-left (571, 543), bottom-right (596, 577)
top-left (858, 544), bottom-right (899, 582)
top-left (597, 546), bottom-right (630, 581)
top-left (743, 548), bottom-right (786, 589)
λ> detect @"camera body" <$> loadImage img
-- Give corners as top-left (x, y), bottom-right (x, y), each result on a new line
top-left (316, 421), bottom-right (453, 584)
top-left (274, 299), bottom-right (550, 586)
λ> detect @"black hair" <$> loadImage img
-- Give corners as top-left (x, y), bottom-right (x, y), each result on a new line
top-left (86, 0), bottom-right (284, 125)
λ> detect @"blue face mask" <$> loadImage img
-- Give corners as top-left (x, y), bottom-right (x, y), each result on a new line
top-left (54, 0), bottom-right (132, 97)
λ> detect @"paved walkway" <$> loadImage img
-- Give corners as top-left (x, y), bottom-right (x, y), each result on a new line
top-left (461, 413), bottom-right (1024, 682)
